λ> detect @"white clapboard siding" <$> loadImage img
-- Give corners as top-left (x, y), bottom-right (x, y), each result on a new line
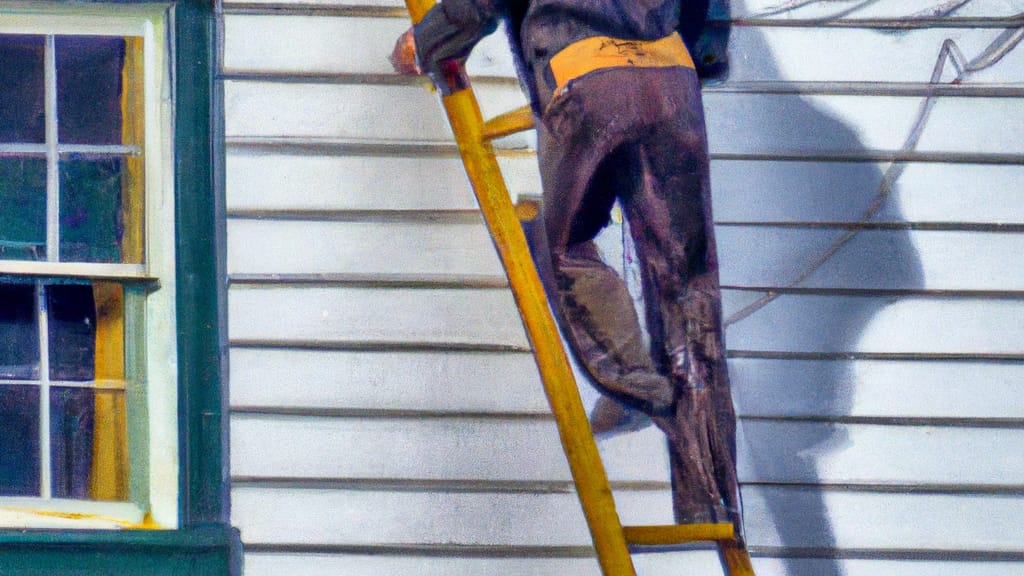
top-left (734, 0), bottom-right (1024, 20)
top-left (228, 351), bottom-right (1024, 421)
top-left (224, 14), bottom-right (1023, 84)
top-left (220, 0), bottom-right (1024, 20)
top-left (225, 152), bottom-right (541, 213)
top-left (243, 553), bottom-right (1024, 576)
top-left (227, 219), bottom-right (505, 279)
top-left (224, 81), bottom-right (532, 148)
top-left (722, 293), bottom-right (1024, 354)
top-left (231, 413), bottom-right (1023, 486)
top-left (716, 228), bottom-right (1024, 291)
top-left (226, 220), bottom-right (1024, 290)
top-left (711, 161), bottom-right (1024, 224)
top-left (729, 358), bottom-right (1024, 420)
top-left (229, 286), bottom-right (529, 348)
top-left (232, 484), bottom-right (1023, 550)
top-left (225, 154), bottom-right (1024, 225)
top-left (243, 551), bottom-right (742, 576)
top-left (229, 348), bottom-right (548, 413)
top-left (221, 0), bottom-right (1024, 574)
top-left (225, 81), bottom-right (1023, 156)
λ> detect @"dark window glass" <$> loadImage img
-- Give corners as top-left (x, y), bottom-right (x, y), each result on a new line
top-left (50, 386), bottom-right (94, 499)
top-left (56, 36), bottom-right (125, 145)
top-left (0, 158), bottom-right (47, 261)
top-left (60, 158), bottom-right (126, 263)
top-left (0, 283), bottom-right (40, 380)
top-left (0, 35), bottom-right (45, 144)
top-left (47, 284), bottom-right (96, 382)
top-left (0, 386), bottom-right (40, 496)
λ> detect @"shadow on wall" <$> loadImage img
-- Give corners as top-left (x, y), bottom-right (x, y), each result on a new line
top-left (579, 6), bottom-right (929, 575)
top-left (707, 9), bottom-right (925, 576)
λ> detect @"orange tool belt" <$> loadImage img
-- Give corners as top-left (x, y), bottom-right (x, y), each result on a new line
top-left (547, 32), bottom-right (695, 97)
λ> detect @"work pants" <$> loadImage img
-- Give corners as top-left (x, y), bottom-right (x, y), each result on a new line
top-left (536, 65), bottom-right (741, 529)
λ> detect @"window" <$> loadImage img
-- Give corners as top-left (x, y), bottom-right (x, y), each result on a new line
top-left (0, 5), bottom-right (178, 529)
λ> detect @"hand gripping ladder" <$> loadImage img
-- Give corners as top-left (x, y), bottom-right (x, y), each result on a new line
top-left (402, 1), bottom-right (755, 573)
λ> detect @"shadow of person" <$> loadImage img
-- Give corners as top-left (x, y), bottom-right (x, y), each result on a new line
top-left (705, 12), bottom-right (926, 575)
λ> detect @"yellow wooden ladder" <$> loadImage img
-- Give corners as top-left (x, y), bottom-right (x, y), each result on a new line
top-left (402, 2), bottom-right (755, 573)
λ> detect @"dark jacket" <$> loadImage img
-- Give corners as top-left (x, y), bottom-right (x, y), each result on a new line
top-left (414, 0), bottom-right (730, 105)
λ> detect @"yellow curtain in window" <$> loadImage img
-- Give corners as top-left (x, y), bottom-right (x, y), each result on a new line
top-left (91, 282), bottom-right (128, 500)
top-left (90, 36), bottom-right (143, 501)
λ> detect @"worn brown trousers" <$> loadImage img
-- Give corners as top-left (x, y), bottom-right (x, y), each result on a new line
top-left (535, 65), bottom-right (741, 532)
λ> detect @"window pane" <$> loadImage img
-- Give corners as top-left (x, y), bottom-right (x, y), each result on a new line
top-left (59, 157), bottom-right (126, 263)
top-left (0, 158), bottom-right (47, 261)
top-left (0, 283), bottom-right (39, 380)
top-left (0, 386), bottom-right (40, 497)
top-left (47, 284), bottom-right (96, 382)
top-left (56, 36), bottom-right (125, 145)
top-left (50, 386), bottom-right (94, 499)
top-left (0, 35), bottom-right (45, 144)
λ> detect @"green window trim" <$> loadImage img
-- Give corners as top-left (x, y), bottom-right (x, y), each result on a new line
top-left (0, 0), bottom-right (240, 572)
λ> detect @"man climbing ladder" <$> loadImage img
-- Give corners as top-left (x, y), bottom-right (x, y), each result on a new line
top-left (391, 0), bottom-right (752, 573)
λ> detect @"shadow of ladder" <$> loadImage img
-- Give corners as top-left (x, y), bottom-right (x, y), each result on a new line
top-left (402, 1), bottom-right (755, 573)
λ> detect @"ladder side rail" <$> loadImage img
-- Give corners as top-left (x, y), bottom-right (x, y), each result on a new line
top-left (402, 2), bottom-right (636, 574)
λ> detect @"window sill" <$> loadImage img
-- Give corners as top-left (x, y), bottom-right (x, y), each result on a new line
top-left (0, 523), bottom-right (242, 575)
top-left (0, 498), bottom-right (148, 530)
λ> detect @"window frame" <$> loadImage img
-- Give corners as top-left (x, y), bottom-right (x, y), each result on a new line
top-left (0, 0), bottom-right (237, 572)
top-left (0, 3), bottom-right (178, 528)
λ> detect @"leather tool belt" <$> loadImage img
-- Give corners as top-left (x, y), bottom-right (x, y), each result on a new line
top-left (547, 32), bottom-right (695, 97)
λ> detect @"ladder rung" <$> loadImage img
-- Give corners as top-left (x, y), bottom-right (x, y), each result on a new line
top-left (481, 105), bottom-right (536, 141)
top-left (623, 523), bottom-right (735, 546)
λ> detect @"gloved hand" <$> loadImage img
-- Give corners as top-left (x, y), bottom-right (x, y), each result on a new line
top-left (389, 27), bottom-right (421, 75)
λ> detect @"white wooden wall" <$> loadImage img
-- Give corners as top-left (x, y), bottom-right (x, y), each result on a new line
top-left (219, 0), bottom-right (1024, 574)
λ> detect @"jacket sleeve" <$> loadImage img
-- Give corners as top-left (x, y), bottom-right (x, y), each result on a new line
top-left (678, 0), bottom-right (731, 83)
top-left (413, 0), bottom-right (501, 71)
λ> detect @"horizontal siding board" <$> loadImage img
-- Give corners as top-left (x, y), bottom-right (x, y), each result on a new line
top-left (734, 0), bottom-right (1024, 20)
top-left (230, 414), bottom-right (1023, 486)
top-left (721, 293), bottom-right (1024, 355)
top-left (224, 153), bottom-right (1023, 225)
top-left (224, 81), bottom-right (531, 147)
top-left (704, 93), bottom-right (1024, 157)
top-left (749, 559), bottom-right (1024, 576)
top-left (221, 0), bottom-right (1024, 20)
top-left (227, 352), bottom-right (1024, 419)
top-left (729, 358), bottom-right (1024, 420)
top-left (243, 551), bottom-right (736, 576)
top-left (229, 348), bottom-right (548, 413)
top-left (232, 485), bottom-right (1024, 550)
top-left (727, 26), bottom-right (1024, 84)
top-left (737, 420), bottom-right (1024, 486)
top-left (229, 353), bottom-right (1024, 421)
top-left (717, 228), bottom-right (1023, 291)
top-left (230, 415), bottom-right (572, 481)
top-left (228, 286), bottom-right (529, 348)
top-left (231, 486), bottom-right (604, 546)
top-left (226, 153), bottom-right (479, 212)
top-left (223, 15), bottom-right (1023, 84)
top-left (243, 554), bottom-right (607, 576)
top-left (243, 553), bottom-right (1024, 576)
top-left (223, 15), bottom-right (517, 79)
top-left (226, 219), bottom-right (504, 278)
top-left (225, 81), bottom-right (1024, 156)
top-left (225, 152), bottom-right (541, 213)
top-left (743, 486), bottom-right (1024, 551)
top-left (710, 161), bottom-right (1024, 225)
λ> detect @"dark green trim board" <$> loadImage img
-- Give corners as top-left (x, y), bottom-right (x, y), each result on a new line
top-left (0, 525), bottom-right (240, 575)
top-left (173, 0), bottom-right (230, 528)
top-left (0, 1), bottom-right (241, 573)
